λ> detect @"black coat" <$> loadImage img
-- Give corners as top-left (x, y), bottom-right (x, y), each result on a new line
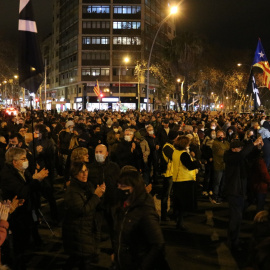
top-left (88, 159), bottom-right (120, 208)
top-left (111, 140), bottom-right (143, 170)
top-left (114, 193), bottom-right (166, 270)
top-left (223, 143), bottom-right (254, 197)
top-left (0, 164), bottom-right (40, 231)
top-left (62, 178), bottom-right (100, 257)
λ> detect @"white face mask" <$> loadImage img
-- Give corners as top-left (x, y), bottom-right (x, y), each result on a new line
top-left (201, 128), bottom-right (204, 131)
top-left (211, 126), bottom-right (215, 130)
top-left (114, 128), bottom-right (119, 133)
top-left (95, 153), bottom-right (106, 163)
top-left (148, 130), bottom-right (154, 135)
top-left (124, 135), bottom-right (132, 142)
top-left (22, 160), bottom-right (29, 170)
top-left (211, 135), bottom-right (216, 139)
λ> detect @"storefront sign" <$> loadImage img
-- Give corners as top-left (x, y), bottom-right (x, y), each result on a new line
top-left (75, 97), bottom-right (83, 103)
top-left (102, 98), bottom-right (119, 102)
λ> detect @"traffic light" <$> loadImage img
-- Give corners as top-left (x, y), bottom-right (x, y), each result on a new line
top-left (35, 98), bottom-right (39, 102)
top-left (100, 93), bottom-right (104, 98)
top-left (220, 104), bottom-right (224, 109)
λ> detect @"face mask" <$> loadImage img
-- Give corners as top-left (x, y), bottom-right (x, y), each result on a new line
top-left (113, 128), bottom-right (119, 133)
top-left (201, 128), bottom-right (204, 131)
top-left (249, 135), bottom-right (255, 140)
top-left (217, 137), bottom-right (223, 141)
top-left (211, 135), bottom-right (216, 139)
top-left (95, 153), bottom-right (106, 163)
top-left (228, 131), bottom-right (233, 135)
top-left (124, 135), bottom-right (132, 142)
top-left (69, 127), bottom-right (73, 132)
top-left (148, 131), bottom-right (154, 135)
top-left (22, 160), bottom-right (29, 170)
top-left (118, 189), bottom-right (131, 202)
top-left (211, 126), bottom-right (215, 130)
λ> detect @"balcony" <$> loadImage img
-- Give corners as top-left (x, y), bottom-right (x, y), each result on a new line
top-left (113, 45), bottom-right (141, 51)
top-left (113, 13), bottom-right (141, 20)
top-left (82, 28), bottom-right (110, 35)
top-left (83, 0), bottom-right (110, 3)
top-left (83, 13), bottom-right (110, 19)
top-left (82, 60), bottom-right (110, 66)
top-left (81, 75), bottom-right (110, 81)
top-left (82, 44), bottom-right (110, 50)
top-left (113, 0), bottom-right (141, 3)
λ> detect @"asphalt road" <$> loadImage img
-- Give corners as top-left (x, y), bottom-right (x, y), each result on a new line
top-left (20, 180), bottom-right (263, 270)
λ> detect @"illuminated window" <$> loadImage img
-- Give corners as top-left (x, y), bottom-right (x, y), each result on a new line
top-left (113, 21), bottom-right (141, 29)
top-left (83, 6), bottom-right (110, 14)
top-left (82, 37), bottom-right (110, 45)
top-left (113, 6), bottom-right (141, 14)
top-left (113, 36), bottom-right (141, 45)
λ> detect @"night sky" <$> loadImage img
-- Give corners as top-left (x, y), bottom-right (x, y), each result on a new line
top-left (1, 0), bottom-right (270, 54)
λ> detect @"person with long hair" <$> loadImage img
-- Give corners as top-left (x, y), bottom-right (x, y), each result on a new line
top-left (113, 168), bottom-right (169, 270)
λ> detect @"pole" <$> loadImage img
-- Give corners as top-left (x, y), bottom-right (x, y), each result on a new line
top-left (119, 65), bottom-right (121, 111)
top-left (146, 14), bottom-right (172, 112)
top-left (44, 59), bottom-right (47, 110)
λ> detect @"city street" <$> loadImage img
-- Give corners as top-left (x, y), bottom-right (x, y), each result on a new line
top-left (22, 178), bottom-right (260, 270)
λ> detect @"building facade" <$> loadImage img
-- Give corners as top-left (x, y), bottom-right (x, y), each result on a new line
top-left (43, 0), bottom-right (176, 111)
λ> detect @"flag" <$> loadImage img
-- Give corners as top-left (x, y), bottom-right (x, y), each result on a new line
top-left (93, 80), bottom-right (100, 96)
top-left (18, 0), bottom-right (44, 93)
top-left (253, 39), bottom-right (270, 89)
top-left (246, 69), bottom-right (261, 111)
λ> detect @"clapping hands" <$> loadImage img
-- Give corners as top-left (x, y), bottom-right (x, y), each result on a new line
top-left (94, 183), bottom-right (106, 198)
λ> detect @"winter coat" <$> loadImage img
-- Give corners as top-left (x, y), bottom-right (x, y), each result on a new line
top-left (0, 164), bottom-right (40, 231)
top-left (62, 178), bottom-right (100, 257)
top-left (88, 159), bottom-right (120, 208)
top-left (212, 139), bottom-right (230, 171)
top-left (140, 139), bottom-right (150, 163)
top-left (111, 140), bottom-right (143, 170)
top-left (223, 143), bottom-right (254, 197)
top-left (250, 157), bottom-right (270, 194)
top-left (114, 192), bottom-right (166, 270)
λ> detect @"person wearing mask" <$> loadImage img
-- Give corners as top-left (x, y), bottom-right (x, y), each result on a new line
top-left (111, 128), bottom-right (143, 170)
top-left (62, 162), bottom-right (106, 270)
top-left (107, 123), bottom-right (123, 154)
top-left (59, 120), bottom-right (74, 175)
top-left (201, 130), bottom-right (216, 196)
top-left (172, 136), bottom-right (201, 230)
top-left (145, 125), bottom-right (159, 185)
top-left (210, 130), bottom-right (230, 204)
top-left (134, 131), bottom-right (150, 184)
top-left (160, 130), bottom-right (178, 222)
top-left (0, 147), bottom-right (48, 269)
top-left (157, 119), bottom-right (170, 149)
top-left (113, 169), bottom-right (168, 270)
top-left (223, 137), bottom-right (263, 253)
top-left (29, 124), bottom-right (58, 224)
top-left (88, 144), bottom-right (120, 249)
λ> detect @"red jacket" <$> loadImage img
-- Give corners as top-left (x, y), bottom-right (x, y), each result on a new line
top-left (0, 220), bottom-right (9, 247)
top-left (251, 158), bottom-right (270, 194)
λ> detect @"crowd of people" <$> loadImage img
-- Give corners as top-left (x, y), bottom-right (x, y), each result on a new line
top-left (0, 109), bottom-right (269, 269)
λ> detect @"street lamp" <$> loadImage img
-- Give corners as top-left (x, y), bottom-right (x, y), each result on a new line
top-left (119, 57), bottom-right (129, 106)
top-left (177, 78), bottom-right (182, 111)
top-left (146, 4), bottom-right (179, 111)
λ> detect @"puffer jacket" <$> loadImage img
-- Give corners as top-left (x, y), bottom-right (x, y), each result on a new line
top-left (114, 193), bottom-right (167, 270)
top-left (62, 178), bottom-right (100, 257)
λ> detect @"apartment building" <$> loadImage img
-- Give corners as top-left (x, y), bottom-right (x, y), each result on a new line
top-left (43, 0), bottom-right (176, 111)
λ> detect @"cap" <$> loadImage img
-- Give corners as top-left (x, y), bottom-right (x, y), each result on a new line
top-left (65, 120), bottom-right (74, 128)
top-left (134, 131), bottom-right (144, 141)
top-left (230, 140), bottom-right (244, 149)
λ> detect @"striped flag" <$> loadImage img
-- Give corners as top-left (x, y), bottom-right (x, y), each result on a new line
top-left (253, 39), bottom-right (270, 89)
top-left (18, 0), bottom-right (44, 93)
top-left (246, 69), bottom-right (261, 111)
top-left (93, 80), bottom-right (100, 96)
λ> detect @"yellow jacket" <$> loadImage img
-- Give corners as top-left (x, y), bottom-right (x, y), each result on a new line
top-left (172, 150), bottom-right (196, 182)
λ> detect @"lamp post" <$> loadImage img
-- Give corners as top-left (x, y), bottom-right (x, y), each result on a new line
top-left (119, 57), bottom-right (129, 108)
top-left (177, 78), bottom-right (182, 111)
top-left (146, 5), bottom-right (179, 112)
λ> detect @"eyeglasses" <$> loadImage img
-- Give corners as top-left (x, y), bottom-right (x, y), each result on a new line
top-left (16, 157), bottom-right (27, 162)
